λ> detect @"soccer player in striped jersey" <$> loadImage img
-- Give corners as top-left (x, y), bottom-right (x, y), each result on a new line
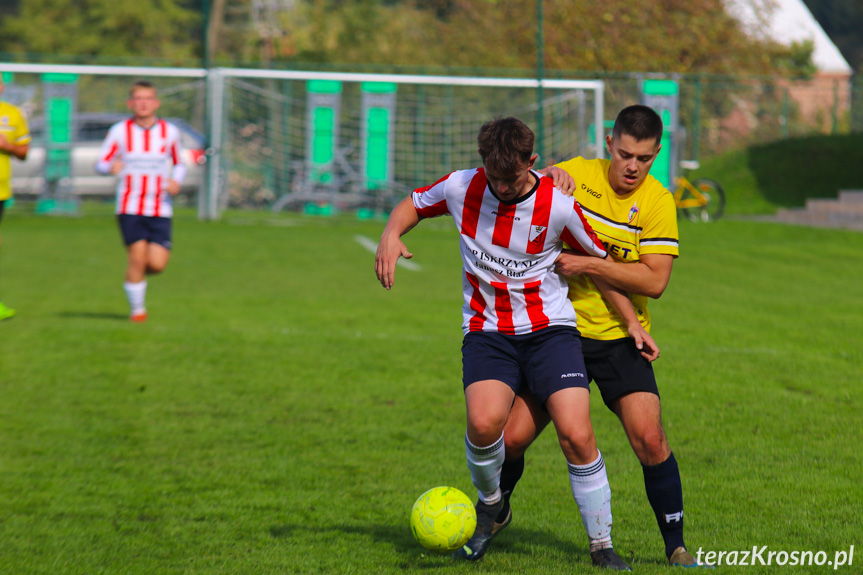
top-left (95, 81), bottom-right (186, 322)
top-left (376, 117), bottom-right (651, 570)
top-left (0, 76), bottom-right (32, 320)
top-left (499, 105), bottom-right (709, 568)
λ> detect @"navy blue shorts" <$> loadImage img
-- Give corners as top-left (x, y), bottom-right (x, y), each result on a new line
top-left (462, 326), bottom-right (589, 405)
top-left (117, 214), bottom-right (172, 249)
top-left (582, 337), bottom-right (659, 408)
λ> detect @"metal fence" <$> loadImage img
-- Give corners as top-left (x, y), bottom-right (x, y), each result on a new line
top-left (206, 68), bottom-right (604, 218)
top-left (558, 70), bottom-right (859, 163)
top-left (1, 62), bottom-right (858, 220)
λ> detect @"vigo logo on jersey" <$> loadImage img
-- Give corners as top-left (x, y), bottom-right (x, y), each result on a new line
top-left (582, 183), bottom-right (602, 198)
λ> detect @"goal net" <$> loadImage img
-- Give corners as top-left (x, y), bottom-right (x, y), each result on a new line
top-left (208, 69), bottom-right (604, 217)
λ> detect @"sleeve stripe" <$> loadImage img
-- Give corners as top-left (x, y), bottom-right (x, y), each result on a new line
top-left (416, 198), bottom-right (448, 218)
top-left (640, 237), bottom-right (679, 246)
top-left (101, 142), bottom-right (119, 163)
top-left (561, 200), bottom-right (607, 258)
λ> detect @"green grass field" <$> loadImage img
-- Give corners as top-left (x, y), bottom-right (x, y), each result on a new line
top-left (1, 204), bottom-right (861, 574)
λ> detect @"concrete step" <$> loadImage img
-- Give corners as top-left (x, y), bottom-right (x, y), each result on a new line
top-left (772, 189), bottom-right (863, 231)
top-left (838, 190), bottom-right (863, 203)
top-left (805, 198), bottom-right (863, 213)
top-left (775, 208), bottom-right (863, 230)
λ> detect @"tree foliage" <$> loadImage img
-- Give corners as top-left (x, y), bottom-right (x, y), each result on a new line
top-left (0, 0), bottom-right (200, 64)
top-left (0, 0), bottom-right (806, 78)
top-left (230, 0), bottom-right (795, 76)
top-left (210, 0), bottom-right (446, 66)
top-left (417, 0), bottom-right (790, 75)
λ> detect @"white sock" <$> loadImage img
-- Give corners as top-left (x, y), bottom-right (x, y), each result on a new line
top-left (465, 433), bottom-right (504, 504)
top-left (568, 451), bottom-right (613, 552)
top-left (124, 280), bottom-right (147, 315)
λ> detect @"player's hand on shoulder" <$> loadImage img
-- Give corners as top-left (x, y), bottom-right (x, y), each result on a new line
top-left (627, 322), bottom-right (660, 362)
top-left (542, 166), bottom-right (575, 196)
top-left (109, 160), bottom-right (125, 175)
top-left (375, 234), bottom-right (413, 290)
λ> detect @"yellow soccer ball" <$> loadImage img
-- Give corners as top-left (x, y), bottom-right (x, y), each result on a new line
top-left (409, 486), bottom-right (477, 552)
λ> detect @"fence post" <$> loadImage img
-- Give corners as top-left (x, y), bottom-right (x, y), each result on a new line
top-left (832, 79), bottom-right (839, 135)
top-left (854, 76), bottom-right (862, 132)
top-left (203, 67), bottom-right (225, 220)
top-left (692, 74), bottom-right (702, 162)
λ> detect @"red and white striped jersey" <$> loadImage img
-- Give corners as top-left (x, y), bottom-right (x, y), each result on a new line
top-left (95, 118), bottom-right (186, 217)
top-left (412, 168), bottom-right (607, 335)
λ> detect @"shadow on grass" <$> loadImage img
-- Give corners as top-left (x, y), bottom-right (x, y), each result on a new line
top-left (268, 522), bottom-right (662, 568)
top-left (57, 311), bottom-right (129, 320)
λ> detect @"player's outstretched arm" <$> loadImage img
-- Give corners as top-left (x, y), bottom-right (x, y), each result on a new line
top-left (375, 196), bottom-right (420, 290)
top-left (592, 276), bottom-right (660, 362)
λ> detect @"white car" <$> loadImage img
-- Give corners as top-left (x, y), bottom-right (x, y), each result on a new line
top-left (11, 113), bottom-right (206, 197)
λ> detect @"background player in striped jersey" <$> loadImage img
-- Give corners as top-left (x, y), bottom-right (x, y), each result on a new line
top-left (376, 117), bottom-right (655, 570)
top-left (497, 105), bottom-right (709, 568)
top-left (0, 76), bottom-right (31, 321)
top-left (96, 81), bottom-right (186, 322)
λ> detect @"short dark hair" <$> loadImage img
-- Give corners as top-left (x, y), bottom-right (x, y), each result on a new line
top-left (612, 105), bottom-right (663, 145)
top-left (477, 117), bottom-right (535, 179)
top-left (129, 80), bottom-right (157, 96)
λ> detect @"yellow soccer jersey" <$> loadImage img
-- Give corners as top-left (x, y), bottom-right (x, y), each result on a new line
top-left (557, 156), bottom-right (679, 340)
top-left (0, 101), bottom-right (32, 200)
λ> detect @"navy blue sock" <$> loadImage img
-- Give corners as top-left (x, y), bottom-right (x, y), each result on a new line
top-left (497, 456), bottom-right (524, 522)
top-left (642, 452), bottom-right (685, 558)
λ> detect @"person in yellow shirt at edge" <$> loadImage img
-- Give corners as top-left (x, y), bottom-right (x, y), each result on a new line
top-left (479, 105), bottom-right (710, 569)
top-left (0, 76), bottom-right (32, 321)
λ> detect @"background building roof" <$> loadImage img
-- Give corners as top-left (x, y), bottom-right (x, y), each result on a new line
top-left (725, 0), bottom-right (852, 75)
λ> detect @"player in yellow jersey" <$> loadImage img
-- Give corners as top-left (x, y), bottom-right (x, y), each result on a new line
top-left (0, 77), bottom-right (32, 320)
top-left (485, 106), bottom-right (710, 568)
